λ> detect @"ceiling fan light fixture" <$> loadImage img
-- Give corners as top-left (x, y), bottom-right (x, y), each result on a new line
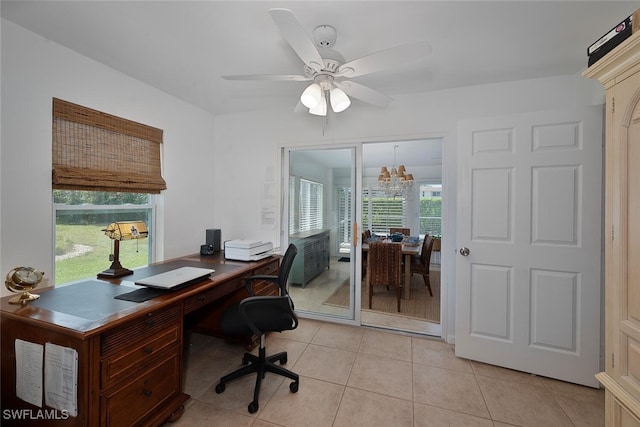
top-left (309, 91), bottom-right (327, 116)
top-left (300, 83), bottom-right (322, 108)
top-left (329, 87), bottom-right (350, 112)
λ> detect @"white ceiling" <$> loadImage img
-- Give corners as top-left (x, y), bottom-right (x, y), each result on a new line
top-left (3, 0), bottom-right (638, 118)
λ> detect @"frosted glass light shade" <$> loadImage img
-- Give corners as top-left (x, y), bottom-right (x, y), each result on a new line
top-left (300, 83), bottom-right (322, 109)
top-left (330, 87), bottom-right (351, 112)
top-left (309, 94), bottom-right (327, 116)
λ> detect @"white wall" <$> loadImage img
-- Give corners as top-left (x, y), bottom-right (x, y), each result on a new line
top-left (1, 20), bottom-right (217, 295)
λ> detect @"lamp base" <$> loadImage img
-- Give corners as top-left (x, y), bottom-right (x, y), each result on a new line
top-left (97, 267), bottom-right (134, 279)
top-left (98, 260), bottom-right (133, 279)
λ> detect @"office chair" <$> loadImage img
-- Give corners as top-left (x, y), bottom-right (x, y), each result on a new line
top-left (215, 243), bottom-right (299, 414)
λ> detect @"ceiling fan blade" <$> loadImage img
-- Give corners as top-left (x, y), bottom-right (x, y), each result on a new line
top-left (222, 74), bottom-right (310, 81)
top-left (337, 41), bottom-right (432, 78)
top-left (268, 8), bottom-right (324, 72)
top-left (334, 81), bottom-right (393, 108)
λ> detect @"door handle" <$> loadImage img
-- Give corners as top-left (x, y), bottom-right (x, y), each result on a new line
top-left (459, 247), bottom-right (470, 256)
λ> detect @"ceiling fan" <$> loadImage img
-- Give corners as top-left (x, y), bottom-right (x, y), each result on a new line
top-left (222, 8), bottom-right (432, 116)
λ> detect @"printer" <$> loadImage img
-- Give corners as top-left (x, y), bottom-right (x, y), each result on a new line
top-left (224, 239), bottom-right (273, 261)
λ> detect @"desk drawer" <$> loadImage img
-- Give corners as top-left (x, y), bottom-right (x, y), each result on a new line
top-left (183, 278), bottom-right (242, 314)
top-left (101, 305), bottom-right (181, 355)
top-left (248, 259), bottom-right (280, 295)
top-left (101, 326), bottom-right (179, 388)
top-left (253, 259), bottom-right (279, 276)
top-left (100, 350), bottom-right (180, 426)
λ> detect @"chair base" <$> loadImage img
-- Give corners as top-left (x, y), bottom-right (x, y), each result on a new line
top-left (215, 335), bottom-right (299, 413)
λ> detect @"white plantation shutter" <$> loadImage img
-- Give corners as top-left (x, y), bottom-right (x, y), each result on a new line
top-left (289, 176), bottom-right (324, 234)
top-left (362, 188), bottom-right (406, 234)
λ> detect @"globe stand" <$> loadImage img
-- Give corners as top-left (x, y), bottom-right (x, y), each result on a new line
top-left (8, 289), bottom-right (40, 305)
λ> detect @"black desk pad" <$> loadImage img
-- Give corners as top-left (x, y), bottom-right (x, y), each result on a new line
top-left (114, 287), bottom-right (169, 302)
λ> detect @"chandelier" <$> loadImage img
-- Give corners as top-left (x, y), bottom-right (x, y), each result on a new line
top-left (378, 145), bottom-right (414, 198)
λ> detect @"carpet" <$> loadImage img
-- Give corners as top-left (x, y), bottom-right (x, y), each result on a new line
top-left (322, 270), bottom-right (441, 323)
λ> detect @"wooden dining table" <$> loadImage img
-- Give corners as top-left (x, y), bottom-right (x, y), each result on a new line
top-left (362, 240), bottom-right (421, 299)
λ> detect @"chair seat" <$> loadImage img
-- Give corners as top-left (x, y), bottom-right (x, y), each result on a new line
top-left (219, 302), bottom-right (251, 335)
top-left (220, 297), bottom-right (297, 336)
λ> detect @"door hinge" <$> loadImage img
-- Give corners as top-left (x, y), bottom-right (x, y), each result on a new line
top-left (612, 353), bottom-right (615, 369)
top-left (611, 224), bottom-right (615, 241)
top-left (612, 97), bottom-right (615, 114)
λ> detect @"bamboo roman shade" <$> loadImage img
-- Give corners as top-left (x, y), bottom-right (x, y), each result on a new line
top-left (52, 98), bottom-right (167, 193)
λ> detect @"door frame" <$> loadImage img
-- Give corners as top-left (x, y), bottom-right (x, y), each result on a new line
top-left (281, 144), bottom-right (362, 326)
top-left (281, 133), bottom-right (451, 340)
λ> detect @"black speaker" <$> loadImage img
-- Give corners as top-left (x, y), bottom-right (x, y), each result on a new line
top-left (206, 229), bottom-right (221, 252)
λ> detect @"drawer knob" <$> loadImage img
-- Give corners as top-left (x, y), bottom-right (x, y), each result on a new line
top-left (145, 319), bottom-right (155, 327)
top-left (144, 389), bottom-right (152, 397)
top-left (144, 347), bottom-right (153, 354)
top-left (197, 296), bottom-right (205, 302)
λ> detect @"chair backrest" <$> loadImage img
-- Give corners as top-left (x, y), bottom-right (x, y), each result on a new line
top-left (389, 227), bottom-right (410, 236)
top-left (367, 242), bottom-right (403, 287)
top-left (420, 235), bottom-right (434, 265)
top-left (278, 243), bottom-right (298, 295)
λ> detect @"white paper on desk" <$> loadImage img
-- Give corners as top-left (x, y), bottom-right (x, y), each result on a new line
top-left (44, 343), bottom-right (78, 417)
top-left (15, 339), bottom-right (43, 407)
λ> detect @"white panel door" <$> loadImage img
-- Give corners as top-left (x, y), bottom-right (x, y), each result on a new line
top-left (455, 107), bottom-right (602, 387)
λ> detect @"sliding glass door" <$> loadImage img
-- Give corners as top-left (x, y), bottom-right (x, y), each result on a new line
top-left (284, 146), bottom-right (358, 321)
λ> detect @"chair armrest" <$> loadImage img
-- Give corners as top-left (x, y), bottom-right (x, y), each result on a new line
top-left (238, 295), bottom-right (298, 336)
top-left (244, 275), bottom-right (279, 296)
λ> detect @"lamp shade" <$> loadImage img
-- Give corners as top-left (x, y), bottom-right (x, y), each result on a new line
top-left (329, 87), bottom-right (351, 112)
top-left (103, 221), bottom-right (148, 241)
top-left (300, 83), bottom-right (322, 109)
top-left (309, 92), bottom-right (328, 116)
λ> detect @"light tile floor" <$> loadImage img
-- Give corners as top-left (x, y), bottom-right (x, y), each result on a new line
top-left (169, 318), bottom-right (604, 427)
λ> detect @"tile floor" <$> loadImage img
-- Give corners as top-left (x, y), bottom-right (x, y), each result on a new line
top-left (170, 318), bottom-right (604, 427)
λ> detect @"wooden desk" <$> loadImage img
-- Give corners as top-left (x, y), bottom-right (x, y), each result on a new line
top-left (0, 252), bottom-right (280, 426)
top-left (362, 241), bottom-right (420, 299)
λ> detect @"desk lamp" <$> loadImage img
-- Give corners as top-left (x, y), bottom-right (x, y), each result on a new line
top-left (97, 221), bottom-right (148, 278)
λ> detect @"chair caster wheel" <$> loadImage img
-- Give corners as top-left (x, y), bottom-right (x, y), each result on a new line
top-left (215, 383), bottom-right (225, 394)
top-left (248, 401), bottom-right (259, 413)
top-left (280, 356), bottom-right (288, 365)
top-left (289, 381), bottom-right (299, 393)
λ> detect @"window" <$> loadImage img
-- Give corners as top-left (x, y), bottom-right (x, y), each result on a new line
top-left (362, 188), bottom-right (406, 235)
top-left (419, 183), bottom-right (442, 237)
top-left (52, 99), bottom-right (165, 285)
top-left (54, 191), bottom-right (154, 285)
top-left (336, 185), bottom-right (352, 250)
top-left (289, 176), bottom-right (324, 233)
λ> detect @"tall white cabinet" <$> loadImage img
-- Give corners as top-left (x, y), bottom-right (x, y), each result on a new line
top-left (584, 31), bottom-right (640, 426)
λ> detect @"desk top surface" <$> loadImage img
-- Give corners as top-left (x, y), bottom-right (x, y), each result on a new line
top-left (0, 252), bottom-right (278, 337)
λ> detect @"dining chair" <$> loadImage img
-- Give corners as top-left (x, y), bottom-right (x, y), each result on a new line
top-left (361, 231), bottom-right (370, 278)
top-left (410, 235), bottom-right (434, 296)
top-left (389, 227), bottom-right (411, 236)
top-left (367, 242), bottom-right (403, 311)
